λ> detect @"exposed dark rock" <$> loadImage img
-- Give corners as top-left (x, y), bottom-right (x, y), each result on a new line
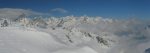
top-left (145, 48), bottom-right (150, 53)
top-left (66, 35), bottom-right (73, 43)
top-left (1, 20), bottom-right (9, 27)
top-left (96, 36), bottom-right (109, 46)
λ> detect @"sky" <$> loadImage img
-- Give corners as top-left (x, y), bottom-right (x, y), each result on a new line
top-left (0, 0), bottom-right (150, 19)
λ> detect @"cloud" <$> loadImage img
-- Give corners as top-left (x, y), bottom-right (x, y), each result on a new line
top-left (51, 8), bottom-right (68, 13)
top-left (0, 8), bottom-right (48, 19)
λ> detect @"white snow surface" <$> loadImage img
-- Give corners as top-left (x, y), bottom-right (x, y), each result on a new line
top-left (0, 27), bottom-right (63, 53)
top-left (0, 27), bottom-right (98, 53)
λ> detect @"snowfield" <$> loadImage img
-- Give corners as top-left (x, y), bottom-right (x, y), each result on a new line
top-left (0, 27), bottom-right (98, 53)
top-left (52, 47), bottom-right (98, 53)
top-left (0, 16), bottom-right (150, 53)
top-left (0, 27), bottom-right (63, 53)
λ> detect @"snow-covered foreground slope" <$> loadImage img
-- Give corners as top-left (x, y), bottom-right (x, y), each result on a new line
top-left (0, 27), bottom-right (98, 53)
top-left (52, 47), bottom-right (98, 53)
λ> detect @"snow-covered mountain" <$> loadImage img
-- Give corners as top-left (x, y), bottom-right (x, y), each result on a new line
top-left (0, 16), bottom-right (150, 53)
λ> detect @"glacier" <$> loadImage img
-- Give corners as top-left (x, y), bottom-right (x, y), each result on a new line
top-left (0, 16), bottom-right (150, 53)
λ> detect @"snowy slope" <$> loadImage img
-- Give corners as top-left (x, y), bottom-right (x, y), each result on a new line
top-left (52, 46), bottom-right (98, 53)
top-left (0, 27), bottom-right (64, 53)
top-left (0, 27), bottom-right (98, 53)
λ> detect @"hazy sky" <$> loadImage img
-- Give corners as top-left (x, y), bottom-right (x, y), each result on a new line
top-left (0, 0), bottom-right (149, 19)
